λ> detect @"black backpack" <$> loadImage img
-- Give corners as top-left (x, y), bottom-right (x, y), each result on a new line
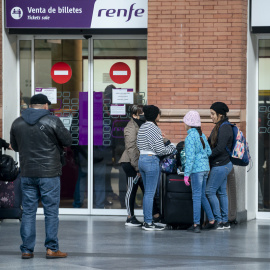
top-left (0, 154), bottom-right (19, 182)
top-left (176, 141), bottom-right (185, 167)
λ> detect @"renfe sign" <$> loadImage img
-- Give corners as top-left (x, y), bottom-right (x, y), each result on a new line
top-left (5, 0), bottom-right (148, 29)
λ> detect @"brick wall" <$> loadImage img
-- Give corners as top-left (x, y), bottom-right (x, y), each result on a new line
top-left (148, 0), bottom-right (247, 142)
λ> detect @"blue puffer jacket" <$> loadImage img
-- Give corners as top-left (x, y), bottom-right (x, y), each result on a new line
top-left (184, 128), bottom-right (212, 177)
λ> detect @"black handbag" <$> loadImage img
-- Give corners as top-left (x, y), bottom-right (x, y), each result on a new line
top-left (36, 122), bottom-right (66, 167)
top-left (0, 153), bottom-right (19, 182)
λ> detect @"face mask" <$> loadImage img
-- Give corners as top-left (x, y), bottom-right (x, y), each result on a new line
top-left (139, 115), bottom-right (146, 122)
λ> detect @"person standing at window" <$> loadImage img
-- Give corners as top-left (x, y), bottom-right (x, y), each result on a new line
top-left (206, 102), bottom-right (233, 230)
top-left (10, 94), bottom-right (72, 259)
top-left (119, 105), bottom-right (145, 226)
top-left (182, 111), bottom-right (215, 233)
top-left (137, 105), bottom-right (175, 231)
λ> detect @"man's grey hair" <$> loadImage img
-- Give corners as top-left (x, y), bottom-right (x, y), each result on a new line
top-left (30, 104), bottom-right (46, 109)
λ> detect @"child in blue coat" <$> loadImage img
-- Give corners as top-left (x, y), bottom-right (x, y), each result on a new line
top-left (183, 111), bottom-right (216, 233)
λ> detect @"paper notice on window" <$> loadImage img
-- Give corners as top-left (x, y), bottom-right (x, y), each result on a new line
top-left (59, 116), bottom-right (72, 130)
top-left (110, 104), bottom-right (126, 115)
top-left (35, 88), bottom-right (57, 104)
top-left (112, 88), bottom-right (133, 104)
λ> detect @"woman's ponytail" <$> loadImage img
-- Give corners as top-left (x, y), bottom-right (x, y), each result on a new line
top-left (192, 127), bottom-right (205, 149)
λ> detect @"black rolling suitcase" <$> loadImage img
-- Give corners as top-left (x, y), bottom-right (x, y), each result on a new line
top-left (160, 173), bottom-right (193, 225)
top-left (160, 173), bottom-right (204, 227)
top-left (0, 175), bottom-right (22, 220)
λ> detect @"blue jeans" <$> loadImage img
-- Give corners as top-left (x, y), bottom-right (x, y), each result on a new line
top-left (20, 177), bottom-right (60, 253)
top-left (190, 171), bottom-right (215, 225)
top-left (206, 162), bottom-right (233, 223)
top-left (138, 155), bottom-right (160, 224)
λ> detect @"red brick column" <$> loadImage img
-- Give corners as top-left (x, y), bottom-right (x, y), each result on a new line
top-left (148, 0), bottom-right (247, 142)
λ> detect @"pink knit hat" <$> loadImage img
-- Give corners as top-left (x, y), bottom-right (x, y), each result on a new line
top-left (183, 110), bottom-right (201, 127)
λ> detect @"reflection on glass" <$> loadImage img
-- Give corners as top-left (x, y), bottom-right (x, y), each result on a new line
top-left (258, 40), bottom-right (270, 212)
top-left (93, 40), bottom-right (147, 209)
top-left (34, 39), bottom-right (89, 209)
top-left (20, 40), bottom-right (31, 114)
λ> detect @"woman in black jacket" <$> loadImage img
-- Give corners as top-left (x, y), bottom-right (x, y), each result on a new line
top-left (205, 102), bottom-right (233, 230)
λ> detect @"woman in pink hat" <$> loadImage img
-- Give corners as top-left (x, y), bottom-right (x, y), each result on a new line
top-left (183, 111), bottom-right (215, 233)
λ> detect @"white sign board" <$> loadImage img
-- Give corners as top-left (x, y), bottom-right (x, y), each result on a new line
top-left (59, 116), bottom-right (73, 130)
top-left (252, 0), bottom-right (270, 27)
top-left (110, 104), bottom-right (126, 115)
top-left (91, 0), bottom-right (148, 29)
top-left (35, 87), bottom-right (57, 104)
top-left (112, 88), bottom-right (133, 104)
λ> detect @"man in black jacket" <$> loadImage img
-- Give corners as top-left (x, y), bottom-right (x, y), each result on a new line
top-left (10, 94), bottom-right (72, 259)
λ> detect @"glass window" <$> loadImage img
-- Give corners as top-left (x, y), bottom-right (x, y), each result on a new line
top-left (19, 41), bottom-right (32, 114)
top-left (258, 40), bottom-right (270, 212)
top-left (92, 39), bottom-right (147, 209)
top-left (34, 39), bottom-right (89, 209)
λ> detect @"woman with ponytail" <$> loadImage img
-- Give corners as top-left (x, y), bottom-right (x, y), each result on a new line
top-left (205, 102), bottom-right (233, 230)
top-left (183, 111), bottom-right (215, 233)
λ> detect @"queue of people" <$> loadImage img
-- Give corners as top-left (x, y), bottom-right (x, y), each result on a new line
top-left (1, 93), bottom-right (234, 259)
top-left (120, 102), bottom-right (233, 232)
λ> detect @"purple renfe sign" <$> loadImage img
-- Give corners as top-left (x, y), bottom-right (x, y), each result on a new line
top-left (5, 0), bottom-right (148, 29)
top-left (6, 0), bottom-right (96, 28)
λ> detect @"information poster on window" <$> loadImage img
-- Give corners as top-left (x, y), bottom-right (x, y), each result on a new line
top-left (35, 87), bottom-right (57, 104)
top-left (110, 104), bottom-right (126, 115)
top-left (112, 88), bottom-right (133, 104)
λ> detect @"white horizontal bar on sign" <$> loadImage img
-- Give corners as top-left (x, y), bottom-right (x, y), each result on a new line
top-left (113, 71), bottom-right (127, 76)
top-left (54, 70), bottom-right (69, 75)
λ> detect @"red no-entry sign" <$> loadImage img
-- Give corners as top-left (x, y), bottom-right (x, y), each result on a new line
top-left (51, 62), bottom-right (72, 84)
top-left (109, 62), bottom-right (131, 84)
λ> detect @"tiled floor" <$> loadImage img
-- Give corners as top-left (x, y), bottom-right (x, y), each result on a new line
top-left (0, 216), bottom-right (270, 269)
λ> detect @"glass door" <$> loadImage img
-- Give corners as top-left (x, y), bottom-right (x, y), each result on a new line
top-left (19, 36), bottom-right (147, 215)
top-left (91, 38), bottom-right (147, 214)
top-left (258, 39), bottom-right (270, 215)
top-left (19, 38), bottom-right (90, 214)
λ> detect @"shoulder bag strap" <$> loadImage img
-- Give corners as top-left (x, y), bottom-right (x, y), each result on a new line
top-left (36, 121), bottom-right (62, 153)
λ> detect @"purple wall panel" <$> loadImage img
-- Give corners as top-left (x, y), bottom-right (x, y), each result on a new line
top-left (93, 92), bottom-right (103, 146)
top-left (79, 92), bottom-right (88, 146)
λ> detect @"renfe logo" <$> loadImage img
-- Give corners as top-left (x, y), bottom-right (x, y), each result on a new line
top-left (98, 3), bottom-right (144, 22)
top-left (91, 0), bottom-right (147, 29)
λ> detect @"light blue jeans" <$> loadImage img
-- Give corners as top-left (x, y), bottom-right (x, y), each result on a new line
top-left (20, 177), bottom-right (60, 253)
top-left (206, 162), bottom-right (233, 223)
top-left (190, 171), bottom-right (215, 225)
top-left (138, 155), bottom-right (160, 224)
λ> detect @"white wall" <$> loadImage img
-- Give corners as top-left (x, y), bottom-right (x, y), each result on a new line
top-left (259, 58), bottom-right (270, 90)
top-left (2, 29), bottom-right (18, 156)
top-left (246, 31), bottom-right (258, 220)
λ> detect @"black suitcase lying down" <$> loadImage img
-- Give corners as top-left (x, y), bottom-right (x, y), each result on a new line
top-left (160, 173), bottom-right (203, 227)
top-left (0, 176), bottom-right (22, 220)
